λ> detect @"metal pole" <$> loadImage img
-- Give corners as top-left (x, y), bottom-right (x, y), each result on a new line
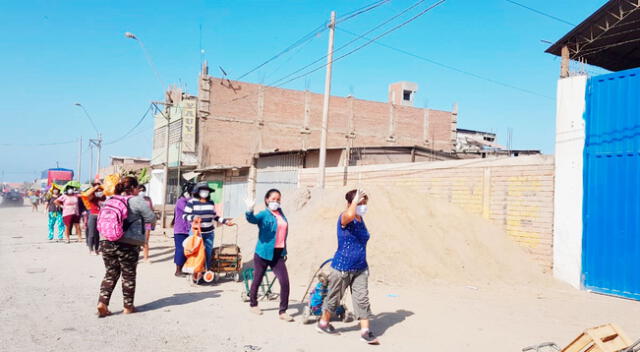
top-left (96, 133), bottom-right (102, 179)
top-left (318, 11), bottom-right (336, 189)
top-left (77, 136), bottom-right (82, 182)
top-left (89, 144), bottom-right (94, 181)
top-left (162, 109), bottom-right (170, 228)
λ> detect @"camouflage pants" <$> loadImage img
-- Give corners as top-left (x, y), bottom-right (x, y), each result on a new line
top-left (98, 241), bottom-right (139, 309)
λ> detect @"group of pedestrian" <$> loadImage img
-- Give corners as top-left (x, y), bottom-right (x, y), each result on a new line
top-left (93, 178), bottom-right (378, 345)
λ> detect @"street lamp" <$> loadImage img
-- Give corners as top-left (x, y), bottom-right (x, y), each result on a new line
top-left (125, 31), bottom-right (170, 227)
top-left (124, 31), bottom-right (164, 88)
top-left (74, 103), bottom-right (102, 180)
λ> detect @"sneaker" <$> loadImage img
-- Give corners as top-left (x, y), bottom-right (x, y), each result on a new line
top-left (360, 331), bottom-right (380, 345)
top-left (279, 313), bottom-right (294, 322)
top-left (316, 322), bottom-right (338, 335)
top-left (250, 306), bottom-right (263, 315)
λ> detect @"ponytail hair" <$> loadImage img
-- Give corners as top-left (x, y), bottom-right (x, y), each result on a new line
top-left (115, 176), bottom-right (139, 195)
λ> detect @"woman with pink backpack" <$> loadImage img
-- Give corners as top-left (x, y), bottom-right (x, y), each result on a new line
top-left (96, 176), bottom-right (156, 317)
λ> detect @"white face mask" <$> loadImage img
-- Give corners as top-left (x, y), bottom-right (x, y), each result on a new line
top-left (66, 189), bottom-right (74, 195)
top-left (183, 192), bottom-right (191, 198)
top-left (268, 202), bottom-right (280, 211)
top-left (95, 191), bottom-right (104, 197)
top-left (139, 191), bottom-right (146, 197)
top-left (356, 205), bottom-right (368, 216)
top-left (199, 190), bottom-right (210, 199)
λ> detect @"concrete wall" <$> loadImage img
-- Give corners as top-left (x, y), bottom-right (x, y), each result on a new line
top-left (199, 77), bottom-right (457, 168)
top-left (299, 155), bottom-right (555, 269)
top-left (553, 75), bottom-right (587, 288)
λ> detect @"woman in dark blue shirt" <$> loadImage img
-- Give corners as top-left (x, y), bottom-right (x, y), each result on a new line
top-left (317, 189), bottom-right (379, 345)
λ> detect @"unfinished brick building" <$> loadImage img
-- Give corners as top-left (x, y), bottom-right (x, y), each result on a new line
top-left (196, 63), bottom-right (458, 169)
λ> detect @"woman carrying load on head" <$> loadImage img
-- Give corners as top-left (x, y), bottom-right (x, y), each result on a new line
top-left (81, 181), bottom-right (106, 255)
top-left (316, 189), bottom-right (379, 345)
top-left (96, 176), bottom-right (156, 317)
top-left (182, 181), bottom-right (235, 271)
top-left (172, 181), bottom-right (195, 276)
top-left (244, 188), bottom-right (294, 322)
top-left (55, 184), bottom-right (82, 243)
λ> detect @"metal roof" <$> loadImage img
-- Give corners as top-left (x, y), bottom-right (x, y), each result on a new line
top-left (546, 0), bottom-right (640, 71)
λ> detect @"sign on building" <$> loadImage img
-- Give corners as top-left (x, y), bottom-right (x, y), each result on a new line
top-left (181, 99), bottom-right (196, 152)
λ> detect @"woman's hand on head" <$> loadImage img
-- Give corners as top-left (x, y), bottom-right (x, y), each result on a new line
top-left (353, 189), bottom-right (367, 205)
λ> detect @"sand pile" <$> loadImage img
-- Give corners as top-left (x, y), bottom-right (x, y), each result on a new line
top-left (226, 186), bottom-right (549, 287)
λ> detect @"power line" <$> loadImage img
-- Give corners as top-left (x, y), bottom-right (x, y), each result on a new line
top-left (335, 0), bottom-right (391, 24)
top-left (270, 0), bottom-right (432, 87)
top-left (505, 0), bottom-right (575, 26)
top-left (0, 140), bottom-right (78, 147)
top-left (235, 0), bottom-right (391, 81)
top-left (105, 105), bottom-right (153, 145)
top-left (235, 23), bottom-right (328, 80)
top-left (337, 27), bottom-right (553, 100)
top-left (272, 0), bottom-right (448, 88)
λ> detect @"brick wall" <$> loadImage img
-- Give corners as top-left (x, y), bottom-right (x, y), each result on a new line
top-left (199, 77), bottom-right (456, 168)
top-left (298, 155), bottom-right (555, 270)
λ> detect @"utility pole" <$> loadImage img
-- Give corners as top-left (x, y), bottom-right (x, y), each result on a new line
top-left (77, 137), bottom-right (83, 183)
top-left (152, 101), bottom-right (172, 228)
top-left (89, 134), bottom-right (103, 180)
top-left (89, 144), bottom-right (94, 181)
top-left (318, 11), bottom-right (336, 189)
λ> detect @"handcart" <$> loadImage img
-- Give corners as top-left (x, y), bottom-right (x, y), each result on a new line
top-left (210, 223), bottom-right (242, 283)
top-left (523, 323), bottom-right (639, 352)
top-left (300, 258), bottom-right (354, 325)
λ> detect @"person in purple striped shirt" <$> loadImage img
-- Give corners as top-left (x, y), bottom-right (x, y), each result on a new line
top-left (172, 182), bottom-right (195, 276)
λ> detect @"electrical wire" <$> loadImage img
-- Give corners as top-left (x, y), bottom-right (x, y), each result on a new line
top-left (0, 140), bottom-right (78, 147)
top-left (337, 27), bottom-right (553, 100)
top-left (105, 105), bottom-right (153, 145)
top-left (235, 22), bottom-right (328, 80)
top-left (269, 0), bottom-right (431, 87)
top-left (235, 0), bottom-right (391, 81)
top-left (272, 0), bottom-right (447, 88)
top-left (335, 0), bottom-right (391, 24)
top-left (505, 0), bottom-right (575, 26)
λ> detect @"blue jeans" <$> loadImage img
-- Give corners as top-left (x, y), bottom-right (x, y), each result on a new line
top-left (202, 232), bottom-right (214, 270)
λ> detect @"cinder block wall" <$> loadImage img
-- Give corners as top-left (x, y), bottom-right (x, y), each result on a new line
top-left (199, 77), bottom-right (456, 167)
top-left (299, 155), bottom-right (555, 270)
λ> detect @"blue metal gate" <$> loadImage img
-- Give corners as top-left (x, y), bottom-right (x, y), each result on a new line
top-left (582, 67), bottom-right (640, 300)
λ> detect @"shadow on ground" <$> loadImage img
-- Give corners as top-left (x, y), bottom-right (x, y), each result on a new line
top-left (137, 290), bottom-right (222, 312)
top-left (335, 309), bottom-right (414, 336)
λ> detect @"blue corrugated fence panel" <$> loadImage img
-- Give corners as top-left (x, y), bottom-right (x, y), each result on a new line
top-left (582, 67), bottom-right (640, 300)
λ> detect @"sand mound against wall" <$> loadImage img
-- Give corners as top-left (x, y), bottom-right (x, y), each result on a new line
top-left (230, 186), bottom-right (550, 287)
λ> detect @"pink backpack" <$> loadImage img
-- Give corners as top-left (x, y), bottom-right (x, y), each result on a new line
top-left (97, 195), bottom-right (130, 241)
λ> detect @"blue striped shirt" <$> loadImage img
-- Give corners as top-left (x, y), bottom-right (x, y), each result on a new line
top-left (182, 199), bottom-right (224, 234)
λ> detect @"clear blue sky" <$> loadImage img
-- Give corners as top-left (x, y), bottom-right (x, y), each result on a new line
top-left (0, 0), bottom-right (608, 183)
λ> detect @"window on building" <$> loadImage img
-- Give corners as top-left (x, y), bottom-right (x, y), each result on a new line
top-left (403, 90), bottom-right (412, 101)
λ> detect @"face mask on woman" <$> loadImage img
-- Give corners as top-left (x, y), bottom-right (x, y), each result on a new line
top-left (199, 190), bottom-right (210, 199)
top-left (139, 191), bottom-right (146, 197)
top-left (268, 202), bottom-right (280, 211)
top-left (95, 191), bottom-right (104, 198)
top-left (356, 205), bottom-right (368, 216)
top-left (66, 189), bottom-right (74, 195)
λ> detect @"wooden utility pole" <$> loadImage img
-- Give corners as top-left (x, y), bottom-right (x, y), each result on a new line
top-left (318, 11), bottom-right (336, 189)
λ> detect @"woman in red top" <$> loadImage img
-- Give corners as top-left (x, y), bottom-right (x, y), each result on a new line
top-left (81, 182), bottom-right (106, 255)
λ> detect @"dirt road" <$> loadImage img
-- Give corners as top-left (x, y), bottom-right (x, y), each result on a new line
top-left (1, 204), bottom-right (639, 352)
